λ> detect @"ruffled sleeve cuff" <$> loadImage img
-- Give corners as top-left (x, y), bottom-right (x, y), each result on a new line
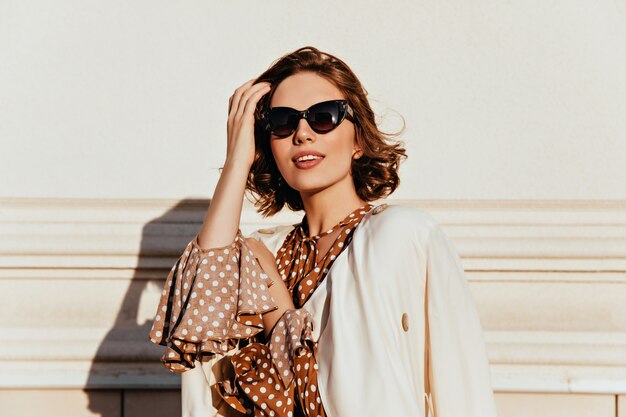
top-left (148, 229), bottom-right (279, 372)
top-left (213, 308), bottom-right (315, 415)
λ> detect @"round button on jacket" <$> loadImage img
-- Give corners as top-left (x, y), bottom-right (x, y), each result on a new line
top-left (401, 313), bottom-right (409, 332)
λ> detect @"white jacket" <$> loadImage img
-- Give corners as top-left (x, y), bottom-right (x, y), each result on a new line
top-left (181, 203), bottom-right (498, 417)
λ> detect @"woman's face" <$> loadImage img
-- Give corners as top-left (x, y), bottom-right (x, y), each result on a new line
top-left (269, 71), bottom-right (360, 196)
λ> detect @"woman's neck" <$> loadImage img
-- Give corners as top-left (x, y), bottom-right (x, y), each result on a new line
top-left (300, 185), bottom-right (367, 237)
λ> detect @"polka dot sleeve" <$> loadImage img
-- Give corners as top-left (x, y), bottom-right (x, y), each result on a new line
top-left (148, 229), bottom-right (279, 372)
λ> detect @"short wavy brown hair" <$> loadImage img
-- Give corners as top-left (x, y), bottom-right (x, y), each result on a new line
top-left (247, 46), bottom-right (407, 217)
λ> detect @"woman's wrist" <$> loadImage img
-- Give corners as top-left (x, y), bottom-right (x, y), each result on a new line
top-left (222, 156), bottom-right (252, 176)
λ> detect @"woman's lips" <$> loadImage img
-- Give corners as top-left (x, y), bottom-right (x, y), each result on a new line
top-left (294, 156), bottom-right (324, 169)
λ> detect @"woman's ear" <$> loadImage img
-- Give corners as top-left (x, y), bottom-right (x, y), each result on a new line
top-left (352, 148), bottom-right (363, 159)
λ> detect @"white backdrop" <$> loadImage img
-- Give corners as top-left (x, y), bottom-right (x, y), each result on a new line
top-left (1, 0), bottom-right (625, 200)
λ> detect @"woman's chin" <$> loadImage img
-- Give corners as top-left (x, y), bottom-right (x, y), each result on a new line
top-left (286, 173), bottom-right (352, 196)
top-left (288, 181), bottom-right (330, 195)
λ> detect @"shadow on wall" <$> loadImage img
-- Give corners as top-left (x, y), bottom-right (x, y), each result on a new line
top-left (84, 199), bottom-right (212, 417)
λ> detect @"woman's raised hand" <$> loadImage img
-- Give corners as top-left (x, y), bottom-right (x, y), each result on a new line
top-left (225, 79), bottom-right (272, 170)
top-left (193, 79), bottom-right (270, 250)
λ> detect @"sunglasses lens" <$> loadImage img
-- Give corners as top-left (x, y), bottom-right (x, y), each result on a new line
top-left (268, 108), bottom-right (298, 137)
top-left (308, 101), bottom-right (341, 132)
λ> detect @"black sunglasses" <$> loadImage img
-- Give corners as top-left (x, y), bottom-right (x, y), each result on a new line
top-left (259, 99), bottom-right (356, 138)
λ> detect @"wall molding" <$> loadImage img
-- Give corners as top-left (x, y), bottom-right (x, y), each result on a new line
top-left (1, 197), bottom-right (625, 392)
top-left (2, 197), bottom-right (625, 272)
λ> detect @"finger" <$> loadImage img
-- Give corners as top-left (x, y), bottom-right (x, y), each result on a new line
top-left (229, 79), bottom-right (256, 117)
top-left (228, 80), bottom-right (253, 124)
top-left (234, 82), bottom-right (269, 117)
top-left (228, 79), bottom-right (256, 132)
top-left (241, 84), bottom-right (271, 120)
top-left (235, 82), bottom-right (271, 121)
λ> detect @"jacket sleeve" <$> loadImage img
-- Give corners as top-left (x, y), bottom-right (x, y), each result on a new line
top-left (425, 223), bottom-right (498, 417)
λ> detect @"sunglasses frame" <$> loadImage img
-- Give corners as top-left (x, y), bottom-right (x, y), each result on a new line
top-left (260, 99), bottom-right (356, 138)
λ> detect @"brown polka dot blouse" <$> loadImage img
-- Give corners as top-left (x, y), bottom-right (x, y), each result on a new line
top-left (149, 203), bottom-right (374, 416)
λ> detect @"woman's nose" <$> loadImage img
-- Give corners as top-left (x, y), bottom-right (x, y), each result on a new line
top-left (293, 118), bottom-right (315, 143)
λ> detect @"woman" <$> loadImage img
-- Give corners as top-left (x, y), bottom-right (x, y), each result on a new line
top-left (149, 46), bottom-right (498, 417)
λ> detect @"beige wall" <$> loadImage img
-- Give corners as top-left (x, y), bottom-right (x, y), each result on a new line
top-left (1, 1), bottom-right (625, 200)
top-left (1, 1), bottom-right (625, 416)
